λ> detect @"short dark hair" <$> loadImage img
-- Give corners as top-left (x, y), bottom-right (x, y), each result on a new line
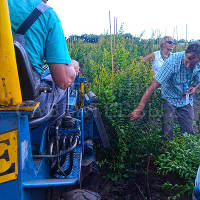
top-left (186, 41), bottom-right (200, 57)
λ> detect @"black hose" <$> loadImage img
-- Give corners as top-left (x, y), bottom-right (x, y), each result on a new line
top-left (33, 136), bottom-right (79, 158)
top-left (29, 106), bottom-right (55, 128)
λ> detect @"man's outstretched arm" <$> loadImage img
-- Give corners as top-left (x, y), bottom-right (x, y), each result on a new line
top-left (130, 79), bottom-right (161, 121)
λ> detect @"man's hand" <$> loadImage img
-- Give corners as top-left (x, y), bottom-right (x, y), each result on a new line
top-left (186, 83), bottom-right (200, 97)
top-left (72, 60), bottom-right (80, 76)
top-left (185, 87), bottom-right (196, 97)
top-left (130, 106), bottom-right (143, 121)
top-left (49, 63), bottom-right (76, 90)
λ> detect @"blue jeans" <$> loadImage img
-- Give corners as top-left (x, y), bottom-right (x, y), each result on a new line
top-left (162, 102), bottom-right (194, 139)
top-left (33, 71), bottom-right (67, 120)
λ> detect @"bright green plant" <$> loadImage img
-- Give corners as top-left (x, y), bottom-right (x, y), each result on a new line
top-left (86, 41), bottom-right (164, 180)
top-left (155, 133), bottom-right (200, 199)
top-left (68, 33), bottom-right (194, 200)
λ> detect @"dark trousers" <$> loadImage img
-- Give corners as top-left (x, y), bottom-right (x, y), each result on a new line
top-left (33, 71), bottom-right (67, 120)
top-left (162, 102), bottom-right (194, 139)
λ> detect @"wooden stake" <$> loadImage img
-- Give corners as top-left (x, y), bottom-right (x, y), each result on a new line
top-left (186, 24), bottom-right (188, 47)
top-left (113, 17), bottom-right (116, 56)
top-left (109, 11), bottom-right (114, 79)
top-left (176, 26), bottom-right (178, 42)
top-left (116, 17), bottom-right (118, 36)
top-left (115, 17), bottom-right (118, 52)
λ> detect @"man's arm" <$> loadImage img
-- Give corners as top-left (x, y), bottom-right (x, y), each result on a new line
top-left (130, 54), bottom-right (174, 121)
top-left (130, 79), bottom-right (161, 121)
top-left (49, 63), bottom-right (76, 90)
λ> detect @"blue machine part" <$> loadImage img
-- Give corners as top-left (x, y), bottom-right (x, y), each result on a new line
top-left (68, 74), bottom-right (87, 111)
top-left (73, 74), bottom-right (87, 91)
top-left (0, 106), bottom-right (84, 200)
top-left (0, 109), bottom-right (84, 200)
top-left (53, 145), bottom-right (82, 181)
top-left (0, 111), bottom-right (46, 200)
top-left (84, 93), bottom-right (91, 105)
top-left (81, 108), bottom-right (84, 154)
top-left (0, 72), bottom-right (109, 200)
top-left (194, 165), bottom-right (200, 200)
top-left (194, 185), bottom-right (200, 200)
top-left (68, 88), bottom-right (79, 112)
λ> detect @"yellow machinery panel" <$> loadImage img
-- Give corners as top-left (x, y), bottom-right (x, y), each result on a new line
top-left (0, 130), bottom-right (18, 184)
top-left (0, 0), bottom-right (22, 106)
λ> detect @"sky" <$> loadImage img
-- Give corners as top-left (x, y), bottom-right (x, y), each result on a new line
top-left (48, 0), bottom-right (200, 41)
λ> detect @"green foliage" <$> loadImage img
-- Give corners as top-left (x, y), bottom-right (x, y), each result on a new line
top-left (67, 33), bottom-right (168, 75)
top-left (68, 32), bottom-right (197, 199)
top-left (155, 133), bottom-right (200, 199)
top-left (85, 41), bottom-right (164, 180)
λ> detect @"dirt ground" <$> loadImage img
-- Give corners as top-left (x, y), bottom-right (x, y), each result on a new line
top-left (82, 164), bottom-right (192, 200)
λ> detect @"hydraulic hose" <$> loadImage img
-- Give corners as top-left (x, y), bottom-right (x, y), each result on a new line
top-left (33, 135), bottom-right (79, 158)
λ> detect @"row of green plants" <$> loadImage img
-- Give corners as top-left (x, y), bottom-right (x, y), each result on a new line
top-left (68, 32), bottom-right (200, 199)
top-left (156, 133), bottom-right (200, 199)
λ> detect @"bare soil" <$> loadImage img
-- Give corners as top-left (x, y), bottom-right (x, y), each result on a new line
top-left (82, 164), bottom-right (192, 200)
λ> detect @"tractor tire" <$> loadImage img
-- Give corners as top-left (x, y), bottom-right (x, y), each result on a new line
top-left (62, 189), bottom-right (101, 200)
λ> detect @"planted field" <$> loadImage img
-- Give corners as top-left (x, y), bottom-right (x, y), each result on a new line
top-left (68, 33), bottom-right (200, 199)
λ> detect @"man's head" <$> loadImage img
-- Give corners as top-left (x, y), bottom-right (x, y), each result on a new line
top-left (43, 0), bottom-right (48, 3)
top-left (184, 41), bottom-right (200, 68)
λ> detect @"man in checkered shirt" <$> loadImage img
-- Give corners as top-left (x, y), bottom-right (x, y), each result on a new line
top-left (130, 41), bottom-right (200, 139)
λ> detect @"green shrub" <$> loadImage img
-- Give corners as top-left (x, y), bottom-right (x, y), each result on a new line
top-left (87, 43), bottom-right (164, 179)
top-left (69, 33), bottom-right (193, 198)
top-left (155, 133), bottom-right (200, 199)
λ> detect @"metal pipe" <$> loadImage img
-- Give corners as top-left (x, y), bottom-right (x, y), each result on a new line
top-left (33, 136), bottom-right (79, 158)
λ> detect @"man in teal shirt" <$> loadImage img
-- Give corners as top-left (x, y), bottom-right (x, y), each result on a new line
top-left (130, 42), bottom-right (200, 139)
top-left (8, 0), bottom-right (78, 118)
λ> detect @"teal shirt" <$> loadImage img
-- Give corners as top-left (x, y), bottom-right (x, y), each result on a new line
top-left (155, 52), bottom-right (200, 107)
top-left (8, 0), bottom-right (71, 75)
